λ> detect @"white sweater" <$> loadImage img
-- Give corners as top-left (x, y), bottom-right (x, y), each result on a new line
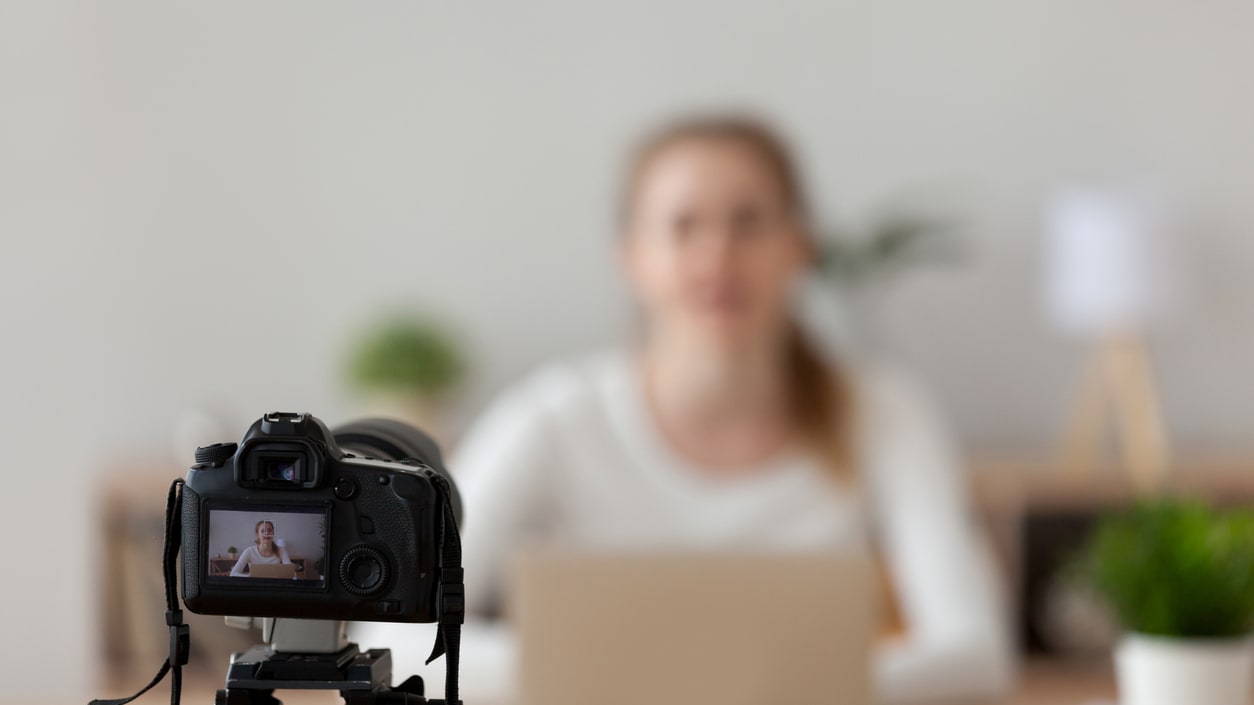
top-left (358, 352), bottom-right (1014, 703)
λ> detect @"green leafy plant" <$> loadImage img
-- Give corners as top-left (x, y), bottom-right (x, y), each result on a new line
top-left (227, 546), bottom-right (237, 554)
top-left (815, 211), bottom-right (962, 290)
top-left (1078, 499), bottom-right (1254, 638)
top-left (348, 315), bottom-right (465, 400)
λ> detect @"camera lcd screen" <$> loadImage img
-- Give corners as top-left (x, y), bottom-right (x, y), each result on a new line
top-left (206, 505), bottom-right (328, 588)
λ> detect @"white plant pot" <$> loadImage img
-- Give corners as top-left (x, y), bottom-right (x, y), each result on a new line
top-left (1116, 633), bottom-right (1253, 705)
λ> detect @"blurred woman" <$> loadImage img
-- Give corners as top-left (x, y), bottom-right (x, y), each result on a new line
top-left (229, 519), bottom-right (291, 576)
top-left (456, 115), bottom-right (1013, 702)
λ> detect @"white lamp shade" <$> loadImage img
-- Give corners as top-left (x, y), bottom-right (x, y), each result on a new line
top-left (1044, 189), bottom-right (1173, 336)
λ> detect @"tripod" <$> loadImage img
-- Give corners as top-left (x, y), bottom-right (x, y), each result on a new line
top-left (216, 618), bottom-right (447, 705)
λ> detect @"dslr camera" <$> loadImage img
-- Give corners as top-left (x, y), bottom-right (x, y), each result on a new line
top-left (182, 411), bottom-right (462, 624)
top-left (90, 411), bottom-right (466, 705)
top-left (83, 408), bottom-right (468, 702)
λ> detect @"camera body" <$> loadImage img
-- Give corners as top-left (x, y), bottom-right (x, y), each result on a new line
top-left (181, 412), bottom-right (458, 623)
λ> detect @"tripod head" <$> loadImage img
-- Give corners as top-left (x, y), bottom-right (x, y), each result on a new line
top-left (225, 617), bottom-right (349, 653)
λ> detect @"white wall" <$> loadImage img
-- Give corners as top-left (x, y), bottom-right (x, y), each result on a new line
top-left (4, 0), bottom-right (1254, 695)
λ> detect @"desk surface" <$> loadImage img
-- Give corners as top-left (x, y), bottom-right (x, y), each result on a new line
top-left (12, 660), bottom-right (1118, 705)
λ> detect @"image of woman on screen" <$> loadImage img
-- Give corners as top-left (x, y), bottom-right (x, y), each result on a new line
top-left (229, 519), bottom-right (292, 576)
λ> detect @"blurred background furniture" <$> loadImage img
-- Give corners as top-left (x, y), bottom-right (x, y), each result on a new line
top-left (2, 661), bottom-right (1124, 705)
top-left (97, 459), bottom-right (257, 684)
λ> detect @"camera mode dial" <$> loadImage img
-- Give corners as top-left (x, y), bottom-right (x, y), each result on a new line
top-left (194, 442), bottom-right (237, 467)
top-left (339, 545), bottom-right (390, 596)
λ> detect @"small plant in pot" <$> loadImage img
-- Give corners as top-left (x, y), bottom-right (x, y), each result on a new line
top-left (813, 204), bottom-right (963, 354)
top-left (1078, 499), bottom-right (1254, 705)
top-left (347, 313), bottom-right (466, 439)
top-left (227, 546), bottom-right (238, 559)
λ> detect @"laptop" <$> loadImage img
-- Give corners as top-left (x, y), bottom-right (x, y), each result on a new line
top-left (510, 551), bottom-right (875, 705)
top-left (248, 563), bottom-right (297, 579)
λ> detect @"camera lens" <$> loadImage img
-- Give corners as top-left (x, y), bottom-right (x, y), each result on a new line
top-left (333, 418), bottom-right (462, 525)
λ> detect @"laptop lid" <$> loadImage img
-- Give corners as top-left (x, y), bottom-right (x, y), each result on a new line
top-left (511, 552), bottom-right (875, 705)
top-left (248, 563), bottom-right (296, 579)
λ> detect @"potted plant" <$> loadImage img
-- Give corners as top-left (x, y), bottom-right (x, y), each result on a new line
top-left (1078, 500), bottom-right (1254, 705)
top-left (227, 546), bottom-right (238, 560)
top-left (347, 313), bottom-right (466, 438)
top-left (814, 205), bottom-right (961, 354)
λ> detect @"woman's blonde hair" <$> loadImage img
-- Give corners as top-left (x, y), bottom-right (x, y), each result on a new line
top-left (620, 115), bottom-right (857, 482)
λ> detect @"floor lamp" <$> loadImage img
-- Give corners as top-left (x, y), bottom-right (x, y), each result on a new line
top-left (1045, 190), bottom-right (1173, 493)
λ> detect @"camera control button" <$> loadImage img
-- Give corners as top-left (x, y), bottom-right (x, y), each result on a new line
top-left (358, 516), bottom-right (375, 534)
top-left (340, 546), bottom-right (389, 596)
top-left (333, 476), bottom-right (358, 500)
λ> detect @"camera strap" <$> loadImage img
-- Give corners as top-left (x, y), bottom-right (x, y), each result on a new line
top-left (90, 478), bottom-right (189, 705)
top-left (424, 473), bottom-right (464, 705)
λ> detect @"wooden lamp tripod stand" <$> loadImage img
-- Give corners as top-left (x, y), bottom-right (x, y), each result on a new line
top-left (1060, 332), bottom-right (1170, 493)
